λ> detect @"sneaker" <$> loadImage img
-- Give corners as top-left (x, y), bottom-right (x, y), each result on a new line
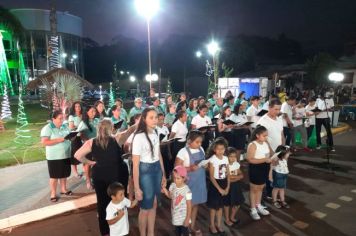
top-left (273, 201), bottom-right (282, 209)
top-left (330, 147), bottom-right (335, 152)
top-left (250, 208), bottom-right (261, 220)
top-left (316, 145), bottom-right (321, 150)
top-left (257, 205), bottom-right (270, 216)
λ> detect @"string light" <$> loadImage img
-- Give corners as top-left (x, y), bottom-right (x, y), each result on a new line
top-left (14, 85), bottom-right (31, 144)
top-left (1, 84), bottom-right (12, 120)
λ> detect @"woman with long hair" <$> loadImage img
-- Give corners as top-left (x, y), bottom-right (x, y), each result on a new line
top-left (162, 94), bottom-right (173, 114)
top-left (77, 106), bottom-right (100, 189)
top-left (230, 104), bottom-right (250, 160)
top-left (186, 98), bottom-right (198, 129)
top-left (94, 100), bottom-right (107, 120)
top-left (131, 108), bottom-right (167, 236)
top-left (75, 119), bottom-right (129, 236)
top-left (68, 101), bottom-right (83, 177)
top-left (217, 106), bottom-right (234, 146)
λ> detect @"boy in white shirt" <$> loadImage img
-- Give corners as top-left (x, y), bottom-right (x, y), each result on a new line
top-left (106, 182), bottom-right (138, 236)
top-left (246, 96), bottom-right (261, 128)
top-left (292, 100), bottom-right (311, 151)
top-left (281, 96), bottom-right (296, 146)
top-left (315, 95), bottom-right (335, 151)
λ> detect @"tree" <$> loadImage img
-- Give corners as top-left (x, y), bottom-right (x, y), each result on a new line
top-left (14, 85), bottom-right (31, 144)
top-left (166, 78), bottom-right (173, 94)
top-left (306, 53), bottom-right (336, 87)
top-left (0, 84), bottom-right (12, 120)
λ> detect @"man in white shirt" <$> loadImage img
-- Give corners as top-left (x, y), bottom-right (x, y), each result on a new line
top-left (281, 96), bottom-right (296, 146)
top-left (315, 94), bottom-right (335, 151)
top-left (257, 98), bottom-right (285, 199)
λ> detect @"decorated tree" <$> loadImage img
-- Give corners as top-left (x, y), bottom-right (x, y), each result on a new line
top-left (1, 84), bottom-right (12, 120)
top-left (14, 85), bottom-right (31, 144)
top-left (109, 82), bottom-right (115, 107)
top-left (166, 78), bottom-right (173, 94)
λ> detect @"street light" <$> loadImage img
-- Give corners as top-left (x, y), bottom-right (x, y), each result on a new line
top-left (72, 54), bottom-right (78, 59)
top-left (130, 75), bottom-right (136, 82)
top-left (71, 55), bottom-right (78, 74)
top-left (135, 0), bottom-right (160, 90)
top-left (207, 41), bottom-right (220, 56)
top-left (328, 72), bottom-right (344, 82)
top-left (145, 73), bottom-right (158, 82)
top-left (61, 53), bottom-right (67, 58)
top-left (196, 51), bottom-right (202, 58)
top-left (120, 70), bottom-right (124, 75)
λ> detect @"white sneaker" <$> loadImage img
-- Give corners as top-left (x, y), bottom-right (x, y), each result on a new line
top-left (257, 205), bottom-right (270, 216)
top-left (250, 208), bottom-right (261, 220)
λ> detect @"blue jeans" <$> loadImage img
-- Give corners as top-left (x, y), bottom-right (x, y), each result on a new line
top-left (139, 161), bottom-right (162, 209)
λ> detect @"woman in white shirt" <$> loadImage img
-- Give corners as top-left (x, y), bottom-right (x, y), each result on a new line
top-left (305, 97), bottom-right (316, 139)
top-left (169, 110), bottom-right (189, 165)
top-left (230, 104), bottom-right (250, 158)
top-left (131, 108), bottom-right (167, 236)
top-left (191, 104), bottom-right (213, 150)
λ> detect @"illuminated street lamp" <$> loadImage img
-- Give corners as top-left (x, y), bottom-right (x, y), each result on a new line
top-left (207, 41), bottom-right (220, 56)
top-left (70, 54), bottom-right (78, 74)
top-left (61, 53), bottom-right (67, 58)
top-left (135, 0), bottom-right (160, 90)
top-left (328, 72), bottom-right (344, 82)
top-left (120, 70), bottom-right (124, 75)
top-left (145, 73), bottom-right (158, 82)
top-left (196, 51), bottom-right (202, 58)
top-left (130, 75), bottom-right (136, 82)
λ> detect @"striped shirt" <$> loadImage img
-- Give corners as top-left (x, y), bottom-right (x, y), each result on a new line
top-left (169, 183), bottom-right (192, 226)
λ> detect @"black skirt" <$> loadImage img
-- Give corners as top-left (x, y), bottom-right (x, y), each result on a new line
top-left (249, 163), bottom-right (270, 185)
top-left (47, 158), bottom-right (71, 178)
top-left (224, 180), bottom-right (245, 206)
top-left (232, 129), bottom-right (248, 150)
top-left (70, 136), bottom-right (82, 165)
top-left (207, 178), bottom-right (228, 209)
top-left (221, 132), bottom-right (233, 147)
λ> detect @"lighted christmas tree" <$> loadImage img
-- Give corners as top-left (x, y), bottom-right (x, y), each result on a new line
top-left (14, 85), bottom-right (31, 144)
top-left (52, 84), bottom-right (60, 112)
top-left (166, 78), bottom-right (173, 94)
top-left (1, 84), bottom-right (12, 120)
top-left (109, 82), bottom-right (115, 107)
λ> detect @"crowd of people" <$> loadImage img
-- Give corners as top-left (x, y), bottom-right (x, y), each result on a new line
top-left (39, 87), bottom-right (335, 236)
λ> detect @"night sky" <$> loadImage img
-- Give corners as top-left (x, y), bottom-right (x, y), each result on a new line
top-left (2, 0), bottom-right (356, 45)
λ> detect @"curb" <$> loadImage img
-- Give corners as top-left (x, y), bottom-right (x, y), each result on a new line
top-left (320, 123), bottom-right (352, 138)
top-left (0, 193), bottom-right (97, 232)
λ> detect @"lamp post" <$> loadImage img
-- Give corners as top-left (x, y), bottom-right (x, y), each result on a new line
top-left (135, 0), bottom-right (160, 90)
top-left (207, 41), bottom-right (220, 87)
top-left (70, 54), bottom-right (78, 74)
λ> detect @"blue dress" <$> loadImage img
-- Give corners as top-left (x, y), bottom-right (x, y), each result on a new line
top-left (186, 147), bottom-right (207, 205)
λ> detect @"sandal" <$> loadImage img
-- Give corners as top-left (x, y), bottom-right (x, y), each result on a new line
top-left (208, 227), bottom-right (219, 235)
top-left (231, 218), bottom-right (241, 225)
top-left (281, 201), bottom-right (290, 209)
top-left (50, 197), bottom-right (58, 202)
top-left (60, 190), bottom-right (73, 196)
top-left (224, 221), bottom-right (234, 227)
top-left (273, 201), bottom-right (282, 209)
top-left (216, 227), bottom-right (226, 235)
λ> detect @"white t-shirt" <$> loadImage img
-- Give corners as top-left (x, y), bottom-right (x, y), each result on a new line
top-left (132, 132), bottom-right (160, 163)
top-left (281, 102), bottom-right (293, 127)
top-left (246, 105), bottom-right (260, 128)
top-left (171, 120), bottom-right (188, 142)
top-left (294, 107), bottom-right (306, 127)
top-left (191, 115), bottom-right (212, 129)
top-left (316, 98), bottom-right (334, 119)
top-left (305, 104), bottom-right (316, 125)
top-left (106, 198), bottom-right (131, 236)
top-left (177, 147), bottom-right (205, 167)
top-left (248, 141), bottom-right (270, 159)
top-left (229, 161), bottom-right (240, 176)
top-left (257, 114), bottom-right (283, 151)
top-left (169, 183), bottom-right (192, 226)
top-left (209, 155), bottom-right (229, 179)
top-left (230, 113), bottom-right (248, 124)
top-left (273, 159), bottom-right (289, 174)
top-left (156, 125), bottom-right (170, 142)
top-left (262, 101), bottom-right (269, 111)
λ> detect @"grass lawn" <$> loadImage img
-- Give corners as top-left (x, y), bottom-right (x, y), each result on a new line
top-left (0, 103), bottom-right (51, 168)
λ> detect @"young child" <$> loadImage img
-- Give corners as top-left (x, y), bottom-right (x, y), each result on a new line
top-left (191, 104), bottom-right (213, 151)
top-left (162, 165), bottom-right (192, 236)
top-left (206, 137), bottom-right (230, 234)
top-left (271, 145), bottom-right (291, 209)
top-left (246, 125), bottom-right (272, 220)
top-left (224, 147), bottom-right (245, 226)
top-left (175, 130), bottom-right (207, 235)
top-left (106, 182), bottom-right (138, 236)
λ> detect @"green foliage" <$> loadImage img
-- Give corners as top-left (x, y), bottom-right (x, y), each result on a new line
top-left (222, 62), bottom-right (234, 78)
top-left (306, 53), bottom-right (336, 86)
